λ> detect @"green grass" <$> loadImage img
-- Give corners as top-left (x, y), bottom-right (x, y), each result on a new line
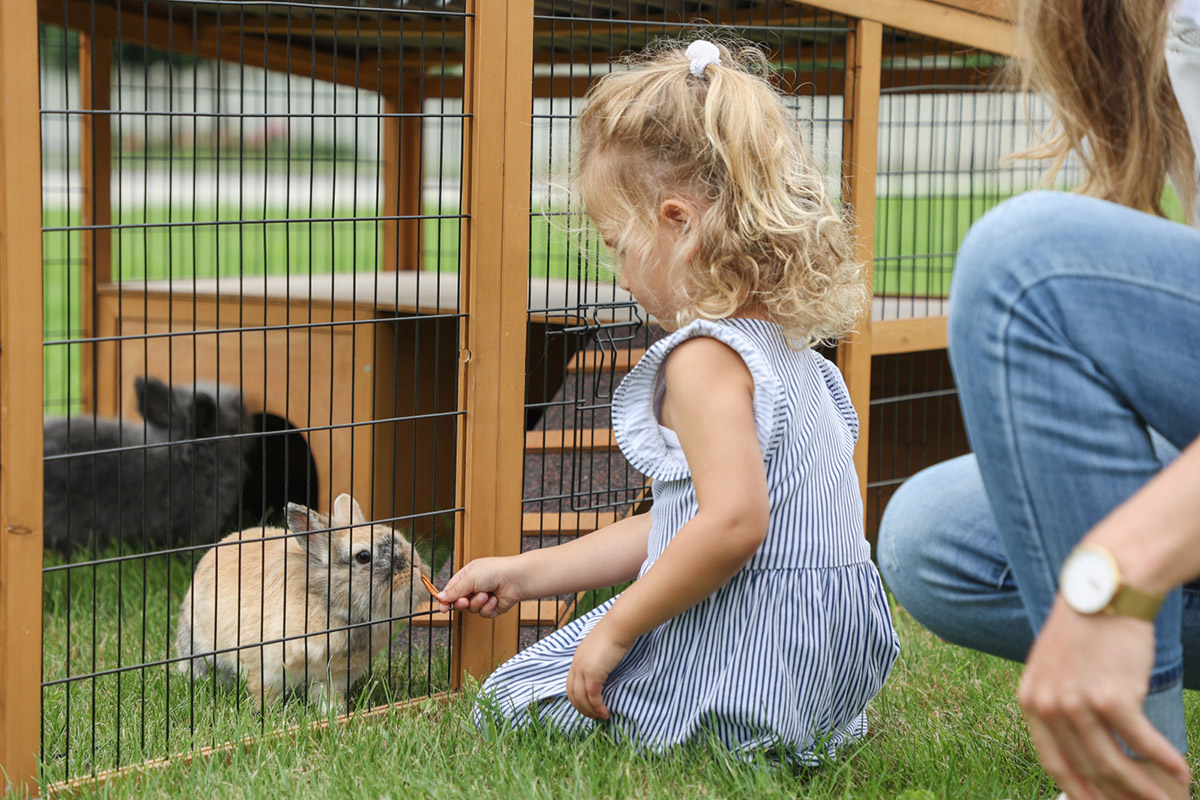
top-left (26, 601), bottom-right (1200, 799)
top-left (37, 543), bottom-right (452, 788)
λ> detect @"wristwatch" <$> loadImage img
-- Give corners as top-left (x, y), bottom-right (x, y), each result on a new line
top-left (1059, 544), bottom-right (1164, 621)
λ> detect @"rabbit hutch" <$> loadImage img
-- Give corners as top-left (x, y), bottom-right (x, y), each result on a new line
top-left (0, 0), bottom-right (1047, 792)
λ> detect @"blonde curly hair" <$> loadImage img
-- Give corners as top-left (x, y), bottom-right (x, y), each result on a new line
top-left (576, 38), bottom-right (867, 348)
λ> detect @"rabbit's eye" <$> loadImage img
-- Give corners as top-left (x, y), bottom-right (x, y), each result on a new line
top-left (354, 550), bottom-right (372, 565)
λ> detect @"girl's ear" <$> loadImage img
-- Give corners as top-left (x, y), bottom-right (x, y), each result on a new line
top-left (660, 198), bottom-right (694, 229)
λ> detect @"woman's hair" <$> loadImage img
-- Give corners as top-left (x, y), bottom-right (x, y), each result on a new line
top-left (575, 38), bottom-right (867, 348)
top-left (1014, 0), bottom-right (1195, 218)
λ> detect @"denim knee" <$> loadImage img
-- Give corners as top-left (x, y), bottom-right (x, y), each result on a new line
top-left (949, 192), bottom-right (1109, 353)
top-left (876, 464), bottom-right (952, 614)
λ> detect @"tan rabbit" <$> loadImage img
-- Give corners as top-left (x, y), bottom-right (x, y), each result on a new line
top-left (175, 494), bottom-right (429, 711)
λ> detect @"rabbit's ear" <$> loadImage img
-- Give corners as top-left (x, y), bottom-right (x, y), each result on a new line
top-left (191, 389), bottom-right (218, 437)
top-left (286, 502), bottom-right (331, 564)
top-left (331, 494), bottom-right (365, 527)
top-left (286, 502), bottom-right (327, 534)
top-left (135, 377), bottom-right (173, 427)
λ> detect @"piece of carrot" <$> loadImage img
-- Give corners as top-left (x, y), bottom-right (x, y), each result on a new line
top-left (420, 572), bottom-right (441, 598)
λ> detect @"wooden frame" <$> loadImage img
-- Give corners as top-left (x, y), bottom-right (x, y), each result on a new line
top-left (78, 30), bottom-right (113, 413)
top-left (452, 0), bottom-right (534, 685)
top-left (2, 0), bottom-right (1015, 791)
top-left (837, 18), bottom-right (883, 500)
top-left (0, 0), bottom-right (45, 793)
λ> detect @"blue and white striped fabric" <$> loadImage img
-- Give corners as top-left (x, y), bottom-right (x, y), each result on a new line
top-left (480, 318), bottom-right (900, 762)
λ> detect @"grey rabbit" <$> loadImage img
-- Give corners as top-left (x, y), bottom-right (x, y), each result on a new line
top-left (43, 377), bottom-right (250, 551)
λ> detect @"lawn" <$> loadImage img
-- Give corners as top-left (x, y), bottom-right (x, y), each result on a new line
top-left (25, 597), bottom-right (1200, 799)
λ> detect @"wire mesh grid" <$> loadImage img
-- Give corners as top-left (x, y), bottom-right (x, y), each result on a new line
top-left (518, 1), bottom-right (852, 646)
top-left (38, 0), bottom-right (468, 783)
top-left (864, 29), bottom-right (1083, 537)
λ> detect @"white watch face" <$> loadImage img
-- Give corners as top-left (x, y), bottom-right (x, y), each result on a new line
top-left (1062, 549), bottom-right (1118, 614)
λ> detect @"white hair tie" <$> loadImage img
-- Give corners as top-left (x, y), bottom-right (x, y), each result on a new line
top-left (685, 40), bottom-right (721, 77)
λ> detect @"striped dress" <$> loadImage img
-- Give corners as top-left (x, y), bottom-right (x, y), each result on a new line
top-left (480, 318), bottom-right (900, 761)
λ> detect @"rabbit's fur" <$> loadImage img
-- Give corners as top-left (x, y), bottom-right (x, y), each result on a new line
top-left (43, 377), bottom-right (249, 551)
top-left (175, 494), bottom-right (428, 711)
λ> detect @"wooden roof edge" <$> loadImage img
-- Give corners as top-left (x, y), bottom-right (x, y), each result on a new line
top-left (790, 0), bottom-right (1014, 55)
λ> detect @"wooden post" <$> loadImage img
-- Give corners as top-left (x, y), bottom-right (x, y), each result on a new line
top-left (381, 79), bottom-right (424, 271)
top-left (838, 19), bottom-right (883, 504)
top-left (382, 93), bottom-right (401, 270)
top-left (79, 31), bottom-right (113, 413)
top-left (453, 0), bottom-right (533, 684)
top-left (0, 0), bottom-right (46, 792)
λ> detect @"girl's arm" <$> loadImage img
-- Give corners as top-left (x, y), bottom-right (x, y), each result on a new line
top-left (568, 336), bottom-right (770, 719)
top-left (435, 508), bottom-right (652, 617)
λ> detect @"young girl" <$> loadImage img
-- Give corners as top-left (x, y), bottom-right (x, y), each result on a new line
top-left (436, 38), bottom-right (900, 763)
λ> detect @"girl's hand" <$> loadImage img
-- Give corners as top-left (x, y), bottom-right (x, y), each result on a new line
top-left (1018, 597), bottom-right (1190, 800)
top-left (436, 556), bottom-right (525, 618)
top-left (566, 625), bottom-right (632, 720)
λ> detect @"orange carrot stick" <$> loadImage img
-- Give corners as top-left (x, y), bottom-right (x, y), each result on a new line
top-left (420, 572), bottom-right (441, 599)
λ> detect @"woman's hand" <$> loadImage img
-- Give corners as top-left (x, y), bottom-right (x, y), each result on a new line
top-left (1018, 597), bottom-right (1190, 800)
top-left (436, 556), bottom-right (525, 618)
top-left (566, 624), bottom-right (633, 720)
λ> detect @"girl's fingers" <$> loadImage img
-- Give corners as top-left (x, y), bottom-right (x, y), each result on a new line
top-left (566, 667), bottom-right (587, 717)
top-left (586, 679), bottom-right (609, 720)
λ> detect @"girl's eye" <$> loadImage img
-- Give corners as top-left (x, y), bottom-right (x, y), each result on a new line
top-left (355, 550), bottom-right (372, 565)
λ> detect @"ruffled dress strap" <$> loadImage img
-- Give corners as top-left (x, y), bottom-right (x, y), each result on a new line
top-left (611, 319), bottom-right (785, 482)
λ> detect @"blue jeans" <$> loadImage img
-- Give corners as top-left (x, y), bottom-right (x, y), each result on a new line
top-left (877, 191), bottom-right (1200, 753)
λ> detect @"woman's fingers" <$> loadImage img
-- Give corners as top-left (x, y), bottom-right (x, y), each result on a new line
top-left (1026, 712), bottom-right (1098, 800)
top-left (1105, 701), bottom-right (1191, 790)
top-left (1026, 689), bottom-right (1183, 800)
top-left (1064, 710), bottom-right (1168, 800)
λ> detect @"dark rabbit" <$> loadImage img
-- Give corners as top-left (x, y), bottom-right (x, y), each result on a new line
top-left (43, 377), bottom-right (250, 551)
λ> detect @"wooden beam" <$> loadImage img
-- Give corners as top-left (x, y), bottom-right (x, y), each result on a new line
top-left (453, 0), bottom-right (533, 686)
top-left (928, 0), bottom-right (1013, 21)
top-left (872, 315), bottom-right (949, 354)
top-left (39, 0), bottom-right (406, 94)
top-left (792, 0), bottom-right (1013, 54)
top-left (381, 79), bottom-right (423, 272)
top-left (399, 78), bottom-right (423, 270)
top-left (0, 0), bottom-right (46, 792)
top-left (381, 93), bottom-right (402, 271)
top-left (78, 31), bottom-right (113, 415)
top-left (837, 18), bottom-right (883, 505)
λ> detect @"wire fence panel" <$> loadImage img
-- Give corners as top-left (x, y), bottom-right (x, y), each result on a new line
top-left (37, 1), bottom-right (467, 784)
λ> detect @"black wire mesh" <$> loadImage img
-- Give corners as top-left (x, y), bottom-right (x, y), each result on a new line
top-left (520, 1), bottom-right (853, 646)
top-left (865, 29), bottom-right (1082, 537)
top-left (38, 0), bottom-right (466, 783)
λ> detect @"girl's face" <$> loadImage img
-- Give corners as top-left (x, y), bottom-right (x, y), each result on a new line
top-left (604, 223), bottom-right (683, 326)
top-left (596, 199), bottom-right (692, 329)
